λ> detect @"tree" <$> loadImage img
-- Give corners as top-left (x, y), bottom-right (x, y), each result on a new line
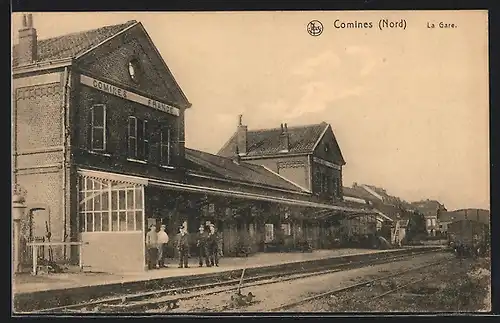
top-left (406, 211), bottom-right (426, 241)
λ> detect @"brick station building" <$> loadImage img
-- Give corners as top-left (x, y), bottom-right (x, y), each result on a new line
top-left (12, 15), bottom-right (375, 273)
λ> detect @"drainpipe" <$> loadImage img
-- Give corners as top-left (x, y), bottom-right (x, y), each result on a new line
top-left (61, 66), bottom-right (71, 258)
top-left (307, 154), bottom-right (312, 192)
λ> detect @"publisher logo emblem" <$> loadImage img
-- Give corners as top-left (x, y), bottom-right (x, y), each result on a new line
top-left (307, 20), bottom-right (323, 36)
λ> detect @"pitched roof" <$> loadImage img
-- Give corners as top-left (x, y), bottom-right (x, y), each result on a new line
top-left (342, 186), bottom-right (370, 201)
top-left (411, 199), bottom-right (446, 212)
top-left (12, 20), bottom-right (137, 67)
top-left (217, 122), bottom-right (328, 157)
top-left (346, 185), bottom-right (381, 202)
top-left (185, 148), bottom-right (306, 193)
top-left (375, 203), bottom-right (411, 221)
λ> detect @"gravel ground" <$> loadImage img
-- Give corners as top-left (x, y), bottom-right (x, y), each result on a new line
top-left (292, 256), bottom-right (491, 313)
top-left (149, 251), bottom-right (452, 313)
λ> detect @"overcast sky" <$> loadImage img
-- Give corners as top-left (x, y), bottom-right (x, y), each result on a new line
top-left (12, 11), bottom-right (489, 211)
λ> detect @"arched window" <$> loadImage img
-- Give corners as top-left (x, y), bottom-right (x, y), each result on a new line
top-left (128, 58), bottom-right (141, 83)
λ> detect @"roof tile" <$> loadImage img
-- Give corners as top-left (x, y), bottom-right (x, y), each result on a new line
top-left (185, 148), bottom-right (305, 192)
top-left (12, 20), bottom-right (137, 66)
top-left (218, 122), bottom-right (328, 157)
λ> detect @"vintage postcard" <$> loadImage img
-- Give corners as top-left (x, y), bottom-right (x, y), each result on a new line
top-left (11, 10), bottom-right (491, 315)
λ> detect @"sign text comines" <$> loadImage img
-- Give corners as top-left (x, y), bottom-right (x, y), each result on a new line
top-left (79, 75), bottom-right (180, 116)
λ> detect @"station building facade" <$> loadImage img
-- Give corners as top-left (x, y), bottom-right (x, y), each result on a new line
top-left (12, 16), bottom-right (375, 273)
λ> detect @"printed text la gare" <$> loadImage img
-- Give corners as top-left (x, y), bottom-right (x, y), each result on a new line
top-left (427, 21), bottom-right (457, 29)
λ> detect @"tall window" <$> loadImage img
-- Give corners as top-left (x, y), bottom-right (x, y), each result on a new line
top-left (160, 127), bottom-right (172, 166)
top-left (333, 177), bottom-right (341, 198)
top-left (315, 170), bottom-right (321, 194)
top-left (265, 224), bottom-right (274, 242)
top-left (281, 223), bottom-right (291, 236)
top-left (128, 116), bottom-right (149, 160)
top-left (91, 104), bottom-right (106, 151)
top-left (78, 176), bottom-right (144, 233)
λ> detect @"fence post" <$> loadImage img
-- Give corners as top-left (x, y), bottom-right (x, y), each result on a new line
top-left (32, 246), bottom-right (37, 275)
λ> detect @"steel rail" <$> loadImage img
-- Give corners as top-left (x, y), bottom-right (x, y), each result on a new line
top-left (32, 248), bottom-right (443, 313)
top-left (101, 251), bottom-right (437, 313)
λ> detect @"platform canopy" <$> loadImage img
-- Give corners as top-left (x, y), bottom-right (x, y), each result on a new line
top-left (78, 168), bottom-right (376, 215)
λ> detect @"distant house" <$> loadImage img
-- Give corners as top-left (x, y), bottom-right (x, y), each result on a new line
top-left (342, 186), bottom-right (392, 233)
top-left (342, 185), bottom-right (374, 205)
top-left (411, 200), bottom-right (447, 236)
top-left (438, 208), bottom-right (490, 234)
top-left (343, 183), bottom-right (414, 244)
top-left (218, 116), bottom-right (346, 204)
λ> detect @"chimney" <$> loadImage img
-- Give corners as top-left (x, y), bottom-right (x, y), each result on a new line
top-left (236, 114), bottom-right (247, 155)
top-left (17, 13), bottom-right (38, 65)
top-left (279, 122), bottom-right (290, 152)
top-left (232, 145), bottom-right (241, 164)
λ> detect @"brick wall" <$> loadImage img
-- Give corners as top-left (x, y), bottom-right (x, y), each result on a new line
top-left (77, 25), bottom-right (186, 107)
top-left (14, 82), bottom-right (62, 152)
top-left (74, 84), bottom-right (183, 170)
top-left (14, 72), bottom-right (68, 264)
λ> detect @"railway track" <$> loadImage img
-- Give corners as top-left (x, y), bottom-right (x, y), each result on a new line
top-left (33, 248), bottom-right (445, 313)
top-left (269, 257), bottom-right (451, 312)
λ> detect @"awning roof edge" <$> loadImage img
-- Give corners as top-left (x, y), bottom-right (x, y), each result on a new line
top-left (149, 178), bottom-right (374, 213)
top-left (78, 168), bottom-right (149, 186)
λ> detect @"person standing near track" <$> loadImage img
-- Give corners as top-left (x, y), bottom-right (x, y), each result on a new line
top-left (207, 224), bottom-right (219, 267)
top-left (196, 225), bottom-right (210, 267)
top-left (176, 225), bottom-right (190, 268)
top-left (157, 224), bottom-right (169, 268)
top-left (146, 224), bottom-right (158, 270)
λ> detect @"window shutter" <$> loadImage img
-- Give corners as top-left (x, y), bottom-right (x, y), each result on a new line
top-left (105, 115), bottom-right (110, 153)
top-left (137, 119), bottom-right (144, 159)
top-left (143, 120), bottom-right (149, 161)
top-left (128, 117), bottom-right (136, 158)
top-left (87, 109), bottom-right (93, 150)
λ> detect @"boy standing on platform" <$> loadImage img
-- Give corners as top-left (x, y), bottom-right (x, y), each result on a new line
top-left (176, 225), bottom-right (190, 268)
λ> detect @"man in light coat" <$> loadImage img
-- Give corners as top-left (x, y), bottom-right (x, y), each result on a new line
top-left (157, 225), bottom-right (170, 268)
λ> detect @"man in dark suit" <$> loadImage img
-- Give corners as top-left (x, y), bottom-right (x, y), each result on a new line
top-left (207, 224), bottom-right (220, 267)
top-left (176, 225), bottom-right (190, 268)
top-left (196, 225), bottom-right (210, 267)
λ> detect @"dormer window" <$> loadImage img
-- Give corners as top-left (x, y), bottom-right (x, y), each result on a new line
top-left (128, 58), bottom-right (141, 83)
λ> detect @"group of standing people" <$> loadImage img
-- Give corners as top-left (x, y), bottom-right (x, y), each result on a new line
top-left (145, 221), bottom-right (221, 270)
top-left (146, 224), bottom-right (170, 269)
top-left (196, 223), bottom-right (220, 268)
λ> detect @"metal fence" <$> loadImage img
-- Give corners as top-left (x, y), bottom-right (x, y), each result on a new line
top-left (20, 236), bottom-right (74, 272)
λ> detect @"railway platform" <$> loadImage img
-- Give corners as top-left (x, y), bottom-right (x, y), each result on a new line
top-left (13, 246), bottom-right (442, 312)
